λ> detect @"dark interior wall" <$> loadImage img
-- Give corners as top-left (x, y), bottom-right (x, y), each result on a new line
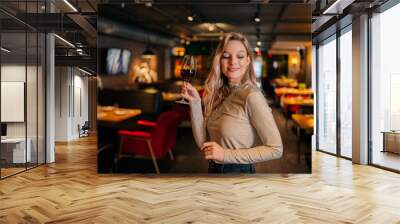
top-left (98, 34), bottom-right (166, 89)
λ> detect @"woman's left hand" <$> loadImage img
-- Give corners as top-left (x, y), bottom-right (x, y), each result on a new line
top-left (201, 142), bottom-right (225, 163)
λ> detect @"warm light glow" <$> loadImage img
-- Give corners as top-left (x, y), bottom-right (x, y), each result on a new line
top-left (254, 17), bottom-right (261, 22)
top-left (256, 41), bottom-right (262, 46)
top-left (291, 58), bottom-right (299, 65)
top-left (172, 47), bottom-right (185, 56)
top-left (208, 24), bottom-right (215, 32)
top-left (187, 16), bottom-right (194, 21)
top-left (141, 54), bottom-right (154, 59)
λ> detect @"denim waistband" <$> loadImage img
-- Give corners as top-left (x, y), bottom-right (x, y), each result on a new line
top-left (208, 160), bottom-right (255, 174)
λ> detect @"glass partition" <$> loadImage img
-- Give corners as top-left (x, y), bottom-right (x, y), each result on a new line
top-left (0, 1), bottom-right (46, 179)
top-left (339, 28), bottom-right (352, 158)
top-left (370, 3), bottom-right (400, 171)
top-left (317, 36), bottom-right (337, 155)
top-left (27, 31), bottom-right (38, 169)
top-left (1, 31), bottom-right (28, 177)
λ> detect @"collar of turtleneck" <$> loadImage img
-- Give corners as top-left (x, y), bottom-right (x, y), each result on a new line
top-left (228, 81), bottom-right (246, 89)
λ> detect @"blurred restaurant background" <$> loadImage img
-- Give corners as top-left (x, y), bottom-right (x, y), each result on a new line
top-left (1, 0), bottom-right (399, 178)
top-left (96, 3), bottom-right (313, 173)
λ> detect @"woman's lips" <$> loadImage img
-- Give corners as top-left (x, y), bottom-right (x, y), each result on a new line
top-left (228, 67), bottom-right (240, 72)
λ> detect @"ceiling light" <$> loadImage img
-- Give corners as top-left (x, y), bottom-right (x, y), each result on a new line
top-left (41, 5), bottom-right (46, 10)
top-left (185, 40), bottom-right (190, 45)
top-left (257, 41), bottom-right (262, 46)
top-left (63, 0), bottom-right (78, 12)
top-left (54, 34), bottom-right (75, 48)
top-left (1, 47), bottom-right (11, 53)
top-left (76, 48), bottom-right (83, 52)
top-left (254, 4), bottom-right (261, 23)
top-left (322, 0), bottom-right (341, 14)
top-left (145, 2), bottom-right (152, 7)
top-left (78, 67), bottom-right (93, 76)
top-left (187, 15), bottom-right (194, 22)
top-left (142, 45), bottom-right (155, 59)
top-left (322, 0), bottom-right (354, 14)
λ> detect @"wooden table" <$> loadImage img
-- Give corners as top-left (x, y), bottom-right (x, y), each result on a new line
top-left (272, 78), bottom-right (298, 88)
top-left (274, 88), bottom-right (313, 105)
top-left (162, 92), bottom-right (181, 101)
top-left (274, 88), bottom-right (313, 97)
top-left (291, 114), bottom-right (314, 163)
top-left (381, 131), bottom-right (400, 154)
top-left (97, 106), bottom-right (142, 123)
top-left (292, 114), bottom-right (314, 134)
top-left (282, 97), bottom-right (314, 107)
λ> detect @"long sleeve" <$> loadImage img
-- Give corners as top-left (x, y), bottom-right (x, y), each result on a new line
top-left (189, 99), bottom-right (207, 148)
top-left (223, 91), bottom-right (283, 164)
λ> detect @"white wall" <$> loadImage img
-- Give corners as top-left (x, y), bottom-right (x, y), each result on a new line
top-left (55, 67), bottom-right (89, 141)
top-left (55, 67), bottom-right (69, 141)
top-left (1, 65), bottom-right (40, 137)
top-left (1, 64), bottom-right (45, 164)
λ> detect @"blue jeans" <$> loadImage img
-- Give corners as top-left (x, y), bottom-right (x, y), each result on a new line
top-left (208, 161), bottom-right (255, 174)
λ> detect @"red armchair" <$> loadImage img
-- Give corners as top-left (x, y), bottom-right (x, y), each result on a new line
top-left (117, 111), bottom-right (182, 174)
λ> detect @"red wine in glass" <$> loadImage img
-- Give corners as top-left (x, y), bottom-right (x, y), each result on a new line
top-left (176, 55), bottom-right (197, 104)
top-left (180, 69), bottom-right (195, 82)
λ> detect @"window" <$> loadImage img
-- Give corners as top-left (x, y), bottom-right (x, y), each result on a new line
top-left (370, 2), bottom-right (400, 171)
top-left (0, 1), bottom-right (46, 179)
top-left (317, 36), bottom-right (337, 154)
top-left (339, 28), bottom-right (352, 158)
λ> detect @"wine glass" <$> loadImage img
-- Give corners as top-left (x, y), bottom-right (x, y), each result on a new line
top-left (176, 55), bottom-right (197, 104)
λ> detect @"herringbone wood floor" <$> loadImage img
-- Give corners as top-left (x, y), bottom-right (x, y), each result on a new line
top-left (1, 135), bottom-right (400, 223)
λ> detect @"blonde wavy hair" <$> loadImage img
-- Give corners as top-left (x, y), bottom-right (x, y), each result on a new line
top-left (203, 32), bottom-right (257, 118)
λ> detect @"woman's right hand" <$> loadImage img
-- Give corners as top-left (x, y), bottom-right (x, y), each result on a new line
top-left (181, 82), bottom-right (201, 102)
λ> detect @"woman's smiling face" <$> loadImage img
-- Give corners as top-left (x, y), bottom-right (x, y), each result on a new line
top-left (220, 40), bottom-right (250, 84)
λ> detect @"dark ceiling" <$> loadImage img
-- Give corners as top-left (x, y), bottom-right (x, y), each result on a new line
top-left (99, 3), bottom-right (311, 49)
top-left (0, 1), bottom-right (311, 49)
top-left (0, 0), bottom-right (313, 72)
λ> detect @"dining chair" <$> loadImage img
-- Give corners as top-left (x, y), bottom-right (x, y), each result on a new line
top-left (117, 110), bottom-right (182, 174)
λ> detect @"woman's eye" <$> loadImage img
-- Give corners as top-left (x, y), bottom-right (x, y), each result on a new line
top-left (222, 54), bottom-right (230, 58)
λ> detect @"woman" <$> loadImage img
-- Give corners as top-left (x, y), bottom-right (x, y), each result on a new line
top-left (181, 32), bottom-right (283, 174)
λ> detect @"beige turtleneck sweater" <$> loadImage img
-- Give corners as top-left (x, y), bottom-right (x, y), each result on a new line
top-left (189, 83), bottom-right (283, 164)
